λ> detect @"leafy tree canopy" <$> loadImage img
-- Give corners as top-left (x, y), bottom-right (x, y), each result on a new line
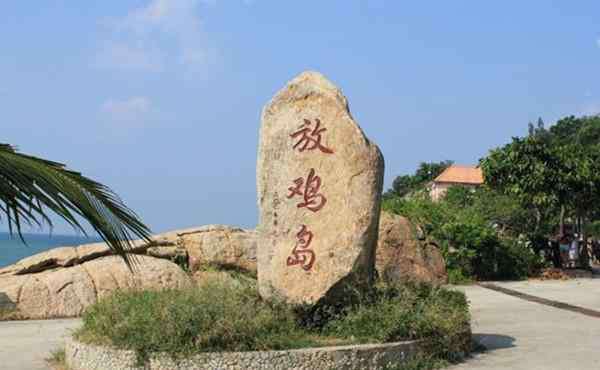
top-left (386, 160), bottom-right (453, 198)
top-left (550, 115), bottom-right (600, 148)
top-left (481, 114), bottom-right (600, 266)
top-left (480, 134), bottom-right (565, 214)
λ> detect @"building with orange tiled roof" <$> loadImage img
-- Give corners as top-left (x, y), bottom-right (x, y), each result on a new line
top-left (429, 165), bottom-right (484, 201)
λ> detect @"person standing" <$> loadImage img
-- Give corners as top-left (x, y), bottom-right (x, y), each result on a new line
top-left (569, 235), bottom-right (579, 268)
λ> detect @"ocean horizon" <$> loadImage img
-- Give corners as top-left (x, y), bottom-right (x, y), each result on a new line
top-left (0, 232), bottom-right (101, 268)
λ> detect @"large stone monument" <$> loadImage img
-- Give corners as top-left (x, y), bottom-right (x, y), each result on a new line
top-left (257, 71), bottom-right (384, 304)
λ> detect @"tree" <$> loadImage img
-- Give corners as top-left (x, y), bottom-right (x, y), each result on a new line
top-left (528, 117), bottom-right (550, 139)
top-left (549, 115), bottom-right (600, 150)
top-left (0, 144), bottom-right (151, 265)
top-left (549, 116), bottom-right (584, 146)
top-left (480, 135), bottom-right (564, 233)
top-left (558, 144), bottom-right (600, 266)
top-left (446, 186), bottom-right (537, 238)
top-left (386, 160), bottom-right (453, 198)
top-left (549, 116), bottom-right (600, 265)
top-left (414, 160), bottom-right (454, 184)
top-left (389, 175), bottom-right (418, 198)
top-left (483, 115), bottom-right (600, 268)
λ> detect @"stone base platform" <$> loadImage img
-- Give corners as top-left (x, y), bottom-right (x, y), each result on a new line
top-left (65, 337), bottom-right (424, 370)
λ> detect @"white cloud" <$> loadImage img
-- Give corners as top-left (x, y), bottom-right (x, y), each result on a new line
top-left (95, 0), bottom-right (213, 72)
top-left (95, 42), bottom-right (163, 71)
top-left (101, 97), bottom-right (152, 124)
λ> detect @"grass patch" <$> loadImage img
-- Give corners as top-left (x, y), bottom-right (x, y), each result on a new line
top-left (76, 279), bottom-right (326, 362)
top-left (322, 282), bottom-right (471, 362)
top-left (76, 278), bottom-right (470, 365)
top-left (46, 348), bottom-right (68, 370)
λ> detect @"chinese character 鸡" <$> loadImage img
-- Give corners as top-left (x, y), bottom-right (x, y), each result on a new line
top-left (287, 168), bottom-right (327, 212)
top-left (290, 118), bottom-right (334, 154)
top-left (286, 224), bottom-right (316, 271)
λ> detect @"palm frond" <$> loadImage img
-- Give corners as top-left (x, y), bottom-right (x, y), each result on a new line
top-left (0, 143), bottom-right (152, 267)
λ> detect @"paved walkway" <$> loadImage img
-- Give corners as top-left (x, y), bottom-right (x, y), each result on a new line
top-left (489, 279), bottom-right (600, 311)
top-left (2, 279), bottom-right (600, 369)
top-left (452, 280), bottom-right (600, 370)
top-left (0, 318), bottom-right (80, 370)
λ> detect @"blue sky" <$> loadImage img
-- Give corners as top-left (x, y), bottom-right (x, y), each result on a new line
top-left (2, 1), bottom-right (600, 234)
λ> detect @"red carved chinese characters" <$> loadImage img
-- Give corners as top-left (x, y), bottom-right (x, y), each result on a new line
top-left (290, 119), bottom-right (334, 154)
top-left (284, 118), bottom-right (335, 271)
top-left (286, 225), bottom-right (316, 271)
top-left (287, 168), bottom-right (327, 212)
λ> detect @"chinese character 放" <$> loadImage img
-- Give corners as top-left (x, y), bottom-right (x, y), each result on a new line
top-left (287, 168), bottom-right (327, 212)
top-left (290, 118), bottom-right (334, 154)
top-left (286, 224), bottom-right (316, 271)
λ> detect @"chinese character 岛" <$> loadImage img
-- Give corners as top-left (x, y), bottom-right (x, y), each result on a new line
top-left (290, 118), bottom-right (334, 154)
top-left (287, 168), bottom-right (327, 212)
top-left (286, 225), bottom-right (316, 271)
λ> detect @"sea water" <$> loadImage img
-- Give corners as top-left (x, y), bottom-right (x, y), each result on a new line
top-left (0, 232), bottom-right (100, 268)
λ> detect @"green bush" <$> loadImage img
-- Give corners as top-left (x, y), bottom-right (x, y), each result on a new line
top-left (76, 279), bottom-right (471, 364)
top-left (76, 280), bottom-right (319, 362)
top-left (323, 282), bottom-right (471, 362)
top-left (442, 220), bottom-right (542, 281)
top-left (383, 189), bottom-right (544, 282)
top-left (496, 239), bottom-right (544, 278)
top-left (446, 268), bottom-right (474, 285)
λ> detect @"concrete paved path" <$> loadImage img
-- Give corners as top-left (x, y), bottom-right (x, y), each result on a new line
top-left (452, 280), bottom-right (600, 370)
top-left (491, 279), bottom-right (600, 311)
top-left (0, 318), bottom-right (80, 370)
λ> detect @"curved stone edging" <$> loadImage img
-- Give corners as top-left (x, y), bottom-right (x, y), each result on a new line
top-left (65, 337), bottom-right (424, 370)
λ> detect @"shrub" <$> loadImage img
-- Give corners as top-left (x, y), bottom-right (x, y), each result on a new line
top-left (496, 238), bottom-right (545, 279)
top-left (76, 279), bottom-right (471, 364)
top-left (322, 282), bottom-right (471, 362)
top-left (446, 268), bottom-right (474, 285)
top-left (382, 190), bottom-right (544, 282)
top-left (76, 280), bottom-right (318, 362)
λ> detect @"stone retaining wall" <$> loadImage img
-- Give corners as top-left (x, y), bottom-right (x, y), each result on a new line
top-left (65, 337), bottom-right (424, 370)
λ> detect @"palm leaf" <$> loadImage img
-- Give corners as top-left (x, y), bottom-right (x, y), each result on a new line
top-left (0, 143), bottom-right (152, 267)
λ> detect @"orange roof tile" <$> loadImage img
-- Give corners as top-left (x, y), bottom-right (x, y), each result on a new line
top-left (434, 165), bottom-right (483, 185)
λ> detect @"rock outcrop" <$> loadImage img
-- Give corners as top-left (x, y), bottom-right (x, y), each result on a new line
top-left (0, 211), bottom-right (449, 320)
top-left (376, 212), bottom-right (447, 285)
top-left (0, 225), bottom-right (258, 319)
top-left (179, 225), bottom-right (257, 273)
top-left (0, 225), bottom-right (257, 278)
top-left (0, 238), bottom-right (170, 276)
top-left (257, 71), bottom-right (385, 304)
top-left (0, 255), bottom-right (191, 319)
